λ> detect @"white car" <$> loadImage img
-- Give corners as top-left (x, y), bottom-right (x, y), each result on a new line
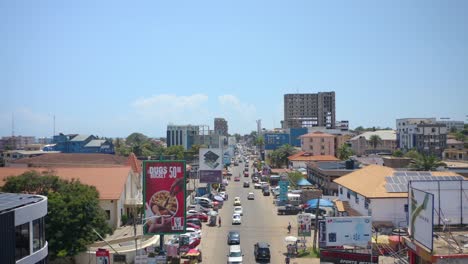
top-left (232, 213), bottom-right (242, 225)
top-left (219, 192), bottom-right (226, 200)
top-left (184, 228), bottom-right (202, 239)
top-left (234, 197), bottom-right (241, 206)
top-left (233, 206), bottom-right (243, 216)
top-left (227, 245), bottom-right (244, 263)
top-left (247, 192), bottom-right (255, 200)
top-left (254, 183), bottom-right (262, 189)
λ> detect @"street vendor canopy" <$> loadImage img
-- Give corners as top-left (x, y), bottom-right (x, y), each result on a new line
top-left (306, 198), bottom-right (334, 207)
top-left (296, 178), bottom-right (312, 186)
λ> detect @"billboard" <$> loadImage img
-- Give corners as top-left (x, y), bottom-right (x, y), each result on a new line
top-left (279, 180), bottom-right (289, 201)
top-left (199, 170), bottom-right (222, 184)
top-left (324, 217), bottom-right (372, 247)
top-left (408, 187), bottom-right (434, 251)
top-left (264, 133), bottom-right (290, 150)
top-left (143, 160), bottom-right (186, 235)
top-left (320, 249), bottom-right (378, 264)
top-left (199, 148), bottom-right (223, 170)
top-left (297, 213), bottom-right (312, 236)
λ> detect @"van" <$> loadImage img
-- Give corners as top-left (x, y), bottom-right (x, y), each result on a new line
top-left (287, 193), bottom-right (301, 206)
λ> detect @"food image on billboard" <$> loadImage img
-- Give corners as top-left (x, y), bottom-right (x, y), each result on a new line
top-left (199, 148), bottom-right (223, 170)
top-left (324, 217), bottom-right (372, 247)
top-left (408, 187), bottom-right (434, 251)
top-left (143, 161), bottom-right (186, 235)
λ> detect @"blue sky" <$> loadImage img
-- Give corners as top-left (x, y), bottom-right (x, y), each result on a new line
top-left (1, 0), bottom-right (467, 138)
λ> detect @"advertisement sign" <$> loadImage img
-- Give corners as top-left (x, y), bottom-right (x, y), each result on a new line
top-left (143, 161), bottom-right (186, 235)
top-left (320, 249), bottom-right (378, 264)
top-left (199, 148), bottom-right (223, 170)
top-left (297, 213), bottom-right (312, 236)
top-left (279, 180), bottom-right (289, 202)
top-left (408, 187), bottom-right (434, 251)
top-left (324, 217), bottom-right (372, 247)
top-left (318, 220), bottom-right (327, 248)
top-left (96, 248), bottom-right (110, 264)
top-left (199, 170), bottom-right (223, 184)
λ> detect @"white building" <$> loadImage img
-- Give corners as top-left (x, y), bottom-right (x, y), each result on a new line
top-left (333, 165), bottom-right (463, 227)
top-left (396, 118), bottom-right (447, 156)
top-left (0, 193), bottom-right (48, 264)
top-left (166, 124), bottom-right (201, 150)
top-left (436, 120), bottom-right (465, 132)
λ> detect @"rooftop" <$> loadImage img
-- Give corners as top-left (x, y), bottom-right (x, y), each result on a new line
top-left (288, 151), bottom-right (339, 162)
top-left (0, 192), bottom-right (45, 214)
top-left (70, 134), bottom-right (92, 142)
top-left (10, 153), bottom-right (128, 167)
top-left (300, 131), bottom-right (335, 138)
top-left (84, 139), bottom-right (107, 148)
top-left (0, 167), bottom-right (131, 200)
top-left (351, 130), bottom-right (396, 141)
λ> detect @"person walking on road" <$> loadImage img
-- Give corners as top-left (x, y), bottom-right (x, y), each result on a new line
top-left (287, 222), bottom-right (291, 234)
top-left (218, 216), bottom-right (221, 227)
top-left (285, 255), bottom-right (290, 264)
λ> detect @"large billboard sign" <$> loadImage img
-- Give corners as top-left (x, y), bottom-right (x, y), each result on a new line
top-left (199, 170), bottom-right (222, 184)
top-left (297, 213), bottom-right (312, 236)
top-left (324, 217), bottom-right (372, 247)
top-left (143, 160), bottom-right (186, 235)
top-left (199, 148), bottom-right (223, 170)
top-left (279, 180), bottom-right (289, 202)
top-left (408, 187), bottom-right (434, 251)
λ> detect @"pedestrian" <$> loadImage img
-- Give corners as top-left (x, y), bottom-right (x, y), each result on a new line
top-left (218, 216), bottom-right (221, 227)
top-left (287, 222), bottom-right (291, 234)
top-left (285, 255), bottom-right (290, 264)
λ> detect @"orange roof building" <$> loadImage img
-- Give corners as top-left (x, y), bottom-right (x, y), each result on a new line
top-left (287, 151), bottom-right (339, 169)
top-left (299, 132), bottom-right (336, 157)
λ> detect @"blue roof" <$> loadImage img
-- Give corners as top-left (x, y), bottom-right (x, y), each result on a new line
top-left (306, 199), bottom-right (334, 207)
top-left (297, 178), bottom-right (312, 186)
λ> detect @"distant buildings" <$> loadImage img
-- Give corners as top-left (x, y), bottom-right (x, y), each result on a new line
top-left (0, 136), bottom-right (35, 150)
top-left (283, 92), bottom-right (336, 129)
top-left (306, 160), bottom-right (359, 195)
top-left (0, 193), bottom-right (48, 263)
top-left (214, 118), bottom-right (228, 136)
top-left (335, 120), bottom-right (349, 131)
top-left (53, 134), bottom-right (114, 154)
top-left (396, 118), bottom-right (447, 157)
top-left (436, 120), bottom-right (464, 132)
top-left (166, 125), bottom-right (201, 150)
top-left (350, 130), bottom-right (397, 156)
top-left (300, 131), bottom-right (336, 156)
top-left (443, 139), bottom-right (467, 161)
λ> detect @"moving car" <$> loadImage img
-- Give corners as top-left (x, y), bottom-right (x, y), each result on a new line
top-left (243, 181), bottom-right (250, 188)
top-left (227, 231), bottom-right (240, 245)
top-left (234, 197), bottom-right (241, 206)
top-left (233, 206), bottom-right (243, 216)
top-left (232, 213), bottom-right (242, 225)
top-left (247, 192), bottom-right (255, 200)
top-left (262, 188), bottom-right (270, 196)
top-left (234, 176), bottom-right (240, 181)
top-left (254, 242), bottom-right (271, 262)
top-left (227, 245), bottom-right (244, 264)
top-left (254, 183), bottom-right (262, 189)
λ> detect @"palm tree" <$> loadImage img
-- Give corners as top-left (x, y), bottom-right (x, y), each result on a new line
top-left (337, 144), bottom-right (353, 160)
top-left (410, 154), bottom-right (446, 171)
top-left (368, 135), bottom-right (383, 150)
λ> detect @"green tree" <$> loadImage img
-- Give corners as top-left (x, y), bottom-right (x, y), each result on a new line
top-left (126, 132), bottom-right (149, 156)
top-left (287, 171), bottom-right (304, 187)
top-left (354, 126), bottom-right (365, 132)
top-left (404, 149), bottom-right (421, 160)
top-left (165, 145), bottom-right (185, 160)
top-left (267, 144), bottom-right (297, 168)
top-left (337, 144), bottom-right (353, 160)
top-left (454, 131), bottom-right (465, 142)
top-left (255, 136), bottom-right (265, 148)
top-left (410, 154), bottom-right (446, 171)
top-left (392, 150), bottom-right (404, 157)
top-left (1, 171), bottom-right (112, 260)
top-left (114, 138), bottom-right (131, 156)
top-left (368, 135), bottom-right (383, 149)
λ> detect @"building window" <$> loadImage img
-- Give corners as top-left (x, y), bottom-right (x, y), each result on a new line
top-left (15, 222), bottom-right (30, 261)
top-left (105, 210), bottom-right (111, 220)
top-left (364, 199), bottom-right (370, 209)
top-left (355, 196), bottom-right (359, 204)
top-left (339, 187), bottom-right (343, 195)
top-left (347, 191), bottom-right (350, 199)
top-left (33, 218), bottom-right (45, 252)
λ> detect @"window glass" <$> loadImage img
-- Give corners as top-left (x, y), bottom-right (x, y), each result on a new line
top-left (33, 218), bottom-right (45, 252)
top-left (15, 222), bottom-right (30, 261)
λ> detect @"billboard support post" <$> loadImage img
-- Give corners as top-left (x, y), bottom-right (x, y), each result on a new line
top-left (312, 198), bottom-right (320, 251)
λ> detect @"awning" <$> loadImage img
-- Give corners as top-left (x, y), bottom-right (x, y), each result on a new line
top-left (306, 199), bottom-right (334, 207)
top-left (297, 178), bottom-right (312, 186)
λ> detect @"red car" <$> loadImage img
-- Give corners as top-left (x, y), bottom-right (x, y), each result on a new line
top-left (187, 213), bottom-right (208, 222)
top-left (244, 171), bottom-right (249, 177)
top-left (234, 176), bottom-right (240, 181)
top-left (186, 222), bottom-right (201, 230)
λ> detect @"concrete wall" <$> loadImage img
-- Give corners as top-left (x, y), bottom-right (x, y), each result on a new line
top-left (100, 199), bottom-right (119, 229)
top-left (301, 136), bottom-right (335, 156)
top-left (370, 198), bottom-right (407, 226)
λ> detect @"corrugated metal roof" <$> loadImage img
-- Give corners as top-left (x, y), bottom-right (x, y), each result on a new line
top-left (84, 139), bottom-right (106, 148)
top-left (350, 130), bottom-right (396, 141)
top-left (70, 134), bottom-right (92, 142)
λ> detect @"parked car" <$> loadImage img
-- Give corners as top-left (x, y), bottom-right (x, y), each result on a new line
top-left (232, 213), bottom-right (242, 225)
top-left (227, 231), bottom-right (240, 245)
top-left (277, 204), bottom-right (302, 215)
top-left (243, 181), bottom-right (250, 188)
top-left (254, 183), bottom-right (262, 189)
top-left (185, 227), bottom-right (202, 239)
top-left (254, 242), bottom-right (271, 262)
top-left (186, 218), bottom-right (202, 229)
top-left (187, 213), bottom-right (208, 222)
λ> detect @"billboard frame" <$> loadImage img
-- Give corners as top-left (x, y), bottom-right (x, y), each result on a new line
top-left (408, 187), bottom-right (434, 251)
top-left (324, 216), bottom-right (372, 247)
top-left (143, 160), bottom-right (187, 236)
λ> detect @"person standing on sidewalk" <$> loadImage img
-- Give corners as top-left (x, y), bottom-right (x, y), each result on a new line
top-left (218, 216), bottom-right (221, 227)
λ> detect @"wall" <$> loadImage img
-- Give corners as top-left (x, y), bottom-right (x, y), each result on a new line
top-left (370, 198), bottom-right (407, 226)
top-left (301, 136), bottom-right (335, 156)
top-left (100, 200), bottom-right (118, 229)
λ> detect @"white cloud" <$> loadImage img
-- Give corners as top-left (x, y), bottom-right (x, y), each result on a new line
top-left (131, 93), bottom-right (210, 124)
top-left (218, 94), bottom-right (257, 134)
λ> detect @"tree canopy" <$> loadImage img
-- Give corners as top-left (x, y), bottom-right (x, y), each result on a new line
top-left (1, 171), bottom-right (112, 260)
top-left (337, 144), bottom-right (353, 160)
top-left (409, 154), bottom-right (446, 171)
top-left (268, 144), bottom-right (297, 168)
top-left (368, 135), bottom-right (383, 149)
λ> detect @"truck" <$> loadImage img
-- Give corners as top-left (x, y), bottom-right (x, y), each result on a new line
top-left (277, 204), bottom-right (302, 215)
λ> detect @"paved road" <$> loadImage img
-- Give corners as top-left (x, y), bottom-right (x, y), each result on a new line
top-left (198, 160), bottom-right (313, 264)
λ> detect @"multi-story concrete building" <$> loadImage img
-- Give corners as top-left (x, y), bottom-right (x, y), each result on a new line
top-left (336, 120), bottom-right (349, 131)
top-left (0, 193), bottom-right (48, 264)
top-left (214, 118), bottom-right (228, 136)
top-left (350, 130), bottom-right (397, 155)
top-left (299, 131), bottom-right (336, 156)
top-left (283, 92), bottom-right (335, 129)
top-left (0, 136), bottom-right (36, 150)
top-left (436, 120), bottom-right (465, 132)
top-left (166, 125), bottom-right (200, 150)
top-left (443, 139), bottom-right (467, 161)
top-left (396, 118), bottom-right (447, 157)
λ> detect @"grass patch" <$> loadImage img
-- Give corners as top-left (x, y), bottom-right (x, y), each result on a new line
top-left (297, 247), bottom-right (319, 258)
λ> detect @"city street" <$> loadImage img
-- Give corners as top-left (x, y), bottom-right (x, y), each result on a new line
top-left (198, 160), bottom-right (319, 264)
